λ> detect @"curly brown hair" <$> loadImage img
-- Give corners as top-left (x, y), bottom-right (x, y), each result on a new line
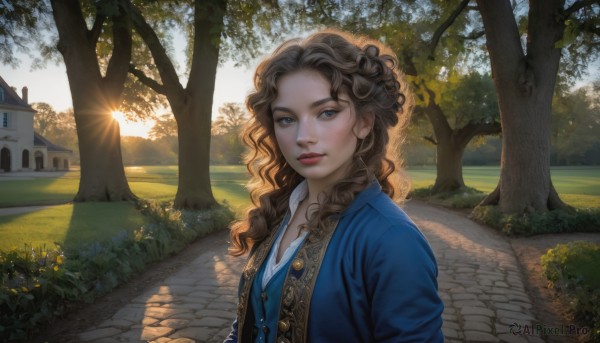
top-left (229, 29), bottom-right (412, 256)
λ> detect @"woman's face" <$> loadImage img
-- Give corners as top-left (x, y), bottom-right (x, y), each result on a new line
top-left (271, 69), bottom-right (371, 190)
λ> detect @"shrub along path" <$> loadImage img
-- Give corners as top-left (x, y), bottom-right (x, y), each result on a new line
top-left (36, 200), bottom-right (598, 343)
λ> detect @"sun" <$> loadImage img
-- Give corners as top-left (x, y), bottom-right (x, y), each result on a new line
top-left (110, 110), bottom-right (153, 138)
top-left (111, 110), bottom-right (127, 124)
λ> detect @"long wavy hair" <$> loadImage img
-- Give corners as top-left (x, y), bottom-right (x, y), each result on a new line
top-left (229, 29), bottom-right (412, 256)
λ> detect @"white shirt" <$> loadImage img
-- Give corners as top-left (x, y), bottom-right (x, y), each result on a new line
top-left (261, 180), bottom-right (309, 289)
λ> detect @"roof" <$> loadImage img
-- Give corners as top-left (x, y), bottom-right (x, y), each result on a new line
top-left (34, 132), bottom-right (72, 153)
top-left (0, 75), bottom-right (35, 113)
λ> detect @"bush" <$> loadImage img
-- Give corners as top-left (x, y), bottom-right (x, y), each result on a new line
top-left (0, 201), bottom-right (234, 341)
top-left (410, 186), bottom-right (486, 209)
top-left (541, 241), bottom-right (600, 341)
top-left (471, 206), bottom-right (600, 236)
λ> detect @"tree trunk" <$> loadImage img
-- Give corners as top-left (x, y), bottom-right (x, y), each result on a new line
top-left (51, 0), bottom-right (135, 202)
top-left (432, 141), bottom-right (466, 193)
top-left (173, 103), bottom-right (217, 209)
top-left (173, 0), bottom-right (224, 209)
top-left (477, 0), bottom-right (567, 213)
top-left (74, 104), bottom-right (134, 201)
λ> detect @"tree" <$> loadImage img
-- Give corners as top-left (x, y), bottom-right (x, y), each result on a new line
top-left (121, 136), bottom-right (177, 165)
top-left (476, 0), bottom-right (599, 213)
top-left (149, 113), bottom-right (177, 140)
top-left (149, 113), bottom-right (178, 161)
top-left (32, 103), bottom-right (80, 163)
top-left (0, 0), bottom-right (49, 67)
top-left (551, 82), bottom-right (600, 165)
top-left (127, 0), bottom-right (226, 209)
top-left (127, 0), bottom-right (287, 208)
top-left (419, 72), bottom-right (500, 192)
top-left (211, 102), bottom-right (246, 164)
top-left (49, 0), bottom-right (135, 201)
top-left (32, 102), bottom-right (60, 137)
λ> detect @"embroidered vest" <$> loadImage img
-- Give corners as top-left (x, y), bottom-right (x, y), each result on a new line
top-left (237, 217), bottom-right (339, 343)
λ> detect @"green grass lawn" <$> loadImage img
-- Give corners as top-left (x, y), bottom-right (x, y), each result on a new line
top-left (0, 165), bottom-right (598, 250)
top-left (0, 202), bottom-right (145, 251)
top-left (0, 166), bottom-right (251, 251)
top-left (406, 165), bottom-right (600, 209)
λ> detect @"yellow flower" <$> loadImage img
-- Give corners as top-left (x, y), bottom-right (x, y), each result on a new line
top-left (56, 256), bottom-right (63, 264)
top-left (53, 265), bottom-right (59, 272)
top-left (34, 283), bottom-right (41, 288)
top-left (21, 287), bottom-right (29, 293)
top-left (9, 288), bottom-right (18, 295)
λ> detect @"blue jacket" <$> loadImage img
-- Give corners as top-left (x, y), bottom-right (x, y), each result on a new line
top-left (225, 180), bottom-right (444, 342)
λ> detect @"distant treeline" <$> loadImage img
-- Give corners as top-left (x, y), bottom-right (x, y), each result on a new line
top-left (403, 137), bottom-right (600, 167)
top-left (118, 135), bottom-right (600, 167)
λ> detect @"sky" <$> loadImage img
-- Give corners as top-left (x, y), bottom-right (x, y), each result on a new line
top-left (0, 56), bottom-right (257, 138)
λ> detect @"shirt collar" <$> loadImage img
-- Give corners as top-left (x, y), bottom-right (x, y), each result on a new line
top-left (288, 179), bottom-right (308, 220)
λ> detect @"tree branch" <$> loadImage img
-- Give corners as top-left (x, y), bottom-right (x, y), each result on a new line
top-left (422, 82), bottom-right (453, 142)
top-left (455, 121), bottom-right (502, 148)
top-left (400, 50), bottom-right (418, 76)
top-left (88, 13), bottom-right (106, 45)
top-left (422, 135), bottom-right (438, 145)
top-left (128, 1), bottom-right (184, 100)
top-left (428, 0), bottom-right (471, 60)
top-left (316, 0), bottom-right (332, 21)
top-left (129, 65), bottom-right (167, 95)
top-left (459, 30), bottom-right (485, 40)
top-left (564, 0), bottom-right (600, 18)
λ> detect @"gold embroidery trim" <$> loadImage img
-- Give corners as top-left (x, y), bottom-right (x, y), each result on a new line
top-left (277, 219), bottom-right (340, 343)
top-left (236, 215), bottom-right (287, 343)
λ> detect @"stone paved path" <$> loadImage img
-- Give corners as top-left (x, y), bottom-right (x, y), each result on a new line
top-left (77, 201), bottom-right (546, 343)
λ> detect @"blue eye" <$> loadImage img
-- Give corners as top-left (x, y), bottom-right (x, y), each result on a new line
top-left (320, 110), bottom-right (338, 119)
top-left (275, 117), bottom-right (295, 126)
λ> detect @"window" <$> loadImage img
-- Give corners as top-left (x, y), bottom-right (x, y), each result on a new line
top-left (2, 113), bottom-right (8, 128)
top-left (0, 88), bottom-right (4, 102)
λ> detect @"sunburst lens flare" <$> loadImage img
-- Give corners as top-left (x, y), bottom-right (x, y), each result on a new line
top-left (109, 110), bottom-right (153, 138)
top-left (111, 110), bottom-right (126, 124)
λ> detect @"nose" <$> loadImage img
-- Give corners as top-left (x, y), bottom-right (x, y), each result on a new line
top-left (296, 117), bottom-right (317, 146)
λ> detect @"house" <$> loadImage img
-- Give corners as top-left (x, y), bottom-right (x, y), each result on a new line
top-left (0, 76), bottom-right (72, 172)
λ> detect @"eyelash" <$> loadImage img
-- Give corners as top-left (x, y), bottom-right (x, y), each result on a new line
top-left (319, 109), bottom-right (338, 119)
top-left (274, 109), bottom-right (339, 127)
top-left (275, 117), bottom-right (294, 125)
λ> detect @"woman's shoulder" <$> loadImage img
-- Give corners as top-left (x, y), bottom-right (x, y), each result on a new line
top-left (359, 192), bottom-right (416, 228)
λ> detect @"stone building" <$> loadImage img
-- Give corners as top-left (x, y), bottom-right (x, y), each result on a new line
top-left (0, 75), bottom-right (72, 172)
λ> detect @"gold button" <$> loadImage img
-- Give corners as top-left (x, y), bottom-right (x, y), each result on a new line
top-left (291, 258), bottom-right (304, 270)
top-left (278, 319), bottom-right (290, 332)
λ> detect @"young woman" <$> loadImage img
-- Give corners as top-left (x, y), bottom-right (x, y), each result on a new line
top-left (225, 30), bottom-right (444, 343)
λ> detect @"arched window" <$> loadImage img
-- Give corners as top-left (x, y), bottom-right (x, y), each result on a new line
top-left (22, 150), bottom-right (29, 168)
top-left (34, 151), bottom-right (43, 170)
top-left (1, 147), bottom-right (11, 172)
